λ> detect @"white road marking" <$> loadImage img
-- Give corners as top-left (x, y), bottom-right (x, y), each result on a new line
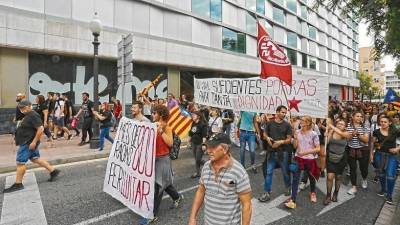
top-left (251, 195), bottom-right (291, 225)
top-left (316, 177), bottom-right (355, 216)
top-left (0, 173), bottom-right (47, 225)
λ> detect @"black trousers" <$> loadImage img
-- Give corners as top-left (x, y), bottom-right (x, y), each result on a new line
top-left (153, 184), bottom-right (180, 216)
top-left (81, 118), bottom-right (93, 142)
top-left (348, 149), bottom-right (369, 186)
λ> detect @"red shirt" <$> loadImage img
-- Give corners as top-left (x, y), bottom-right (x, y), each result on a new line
top-left (113, 103), bottom-right (122, 118)
top-left (155, 132), bottom-right (170, 157)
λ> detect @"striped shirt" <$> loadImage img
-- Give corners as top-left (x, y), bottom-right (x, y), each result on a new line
top-left (346, 123), bottom-right (370, 148)
top-left (200, 159), bottom-right (251, 225)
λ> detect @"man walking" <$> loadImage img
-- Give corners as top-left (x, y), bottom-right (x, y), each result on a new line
top-left (4, 100), bottom-right (60, 193)
top-left (237, 111), bottom-right (260, 173)
top-left (130, 101), bottom-right (150, 122)
top-left (53, 93), bottom-right (72, 140)
top-left (188, 133), bottom-right (252, 225)
top-left (259, 105), bottom-right (293, 202)
top-left (75, 92), bottom-right (94, 146)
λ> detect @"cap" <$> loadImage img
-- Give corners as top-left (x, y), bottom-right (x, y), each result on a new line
top-left (206, 133), bottom-right (231, 147)
top-left (17, 100), bottom-right (32, 108)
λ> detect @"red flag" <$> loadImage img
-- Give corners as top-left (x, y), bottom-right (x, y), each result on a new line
top-left (257, 21), bottom-right (292, 86)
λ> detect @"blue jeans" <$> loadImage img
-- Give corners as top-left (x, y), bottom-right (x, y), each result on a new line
top-left (264, 151), bottom-right (290, 192)
top-left (375, 151), bottom-right (398, 199)
top-left (99, 127), bottom-right (114, 149)
top-left (239, 130), bottom-right (256, 167)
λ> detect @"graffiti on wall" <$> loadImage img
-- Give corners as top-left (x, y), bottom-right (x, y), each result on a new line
top-left (28, 53), bottom-right (168, 104)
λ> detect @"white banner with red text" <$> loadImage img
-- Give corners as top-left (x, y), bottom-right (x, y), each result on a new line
top-left (194, 75), bottom-right (329, 118)
top-left (103, 117), bottom-right (157, 219)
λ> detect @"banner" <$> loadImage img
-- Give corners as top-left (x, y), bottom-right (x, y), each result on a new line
top-left (194, 74), bottom-right (329, 118)
top-left (103, 117), bottom-right (157, 219)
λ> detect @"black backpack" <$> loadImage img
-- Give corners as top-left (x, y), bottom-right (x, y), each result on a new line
top-left (169, 133), bottom-right (181, 160)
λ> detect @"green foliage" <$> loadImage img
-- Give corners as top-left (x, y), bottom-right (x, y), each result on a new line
top-left (356, 72), bottom-right (373, 100)
top-left (315, 0), bottom-right (400, 76)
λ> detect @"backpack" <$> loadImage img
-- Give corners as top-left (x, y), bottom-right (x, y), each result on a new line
top-left (169, 133), bottom-right (181, 160)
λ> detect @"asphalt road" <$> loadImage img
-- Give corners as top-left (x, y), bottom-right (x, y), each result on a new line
top-left (0, 146), bottom-right (385, 225)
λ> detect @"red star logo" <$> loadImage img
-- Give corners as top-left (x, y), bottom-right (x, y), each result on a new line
top-left (288, 97), bottom-right (302, 112)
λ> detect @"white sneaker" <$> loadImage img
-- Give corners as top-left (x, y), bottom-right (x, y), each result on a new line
top-left (361, 179), bottom-right (368, 189)
top-left (299, 182), bottom-right (309, 191)
top-left (347, 187), bottom-right (357, 195)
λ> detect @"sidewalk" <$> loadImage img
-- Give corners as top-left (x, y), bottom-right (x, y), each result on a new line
top-left (0, 133), bottom-right (113, 173)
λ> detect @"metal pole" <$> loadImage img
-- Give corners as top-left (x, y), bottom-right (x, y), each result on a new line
top-left (90, 32), bottom-right (100, 149)
top-left (121, 35), bottom-right (126, 118)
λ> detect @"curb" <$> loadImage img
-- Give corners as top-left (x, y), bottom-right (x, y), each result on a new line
top-left (0, 152), bottom-right (110, 174)
top-left (375, 175), bottom-right (400, 225)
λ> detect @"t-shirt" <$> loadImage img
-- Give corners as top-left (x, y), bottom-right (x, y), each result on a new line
top-left (373, 129), bottom-right (400, 153)
top-left (15, 106), bottom-right (25, 121)
top-left (48, 100), bottom-right (56, 115)
top-left (200, 159), bottom-right (251, 225)
top-left (34, 102), bottom-right (48, 122)
top-left (100, 110), bottom-right (113, 128)
top-left (15, 110), bottom-right (42, 146)
top-left (208, 117), bottom-right (223, 134)
top-left (54, 99), bottom-right (65, 118)
top-left (295, 130), bottom-right (320, 159)
top-left (239, 111), bottom-right (256, 131)
top-left (346, 124), bottom-right (370, 148)
top-left (264, 120), bottom-right (293, 151)
top-left (189, 121), bottom-right (207, 145)
top-left (81, 100), bottom-right (94, 118)
top-left (64, 99), bottom-right (73, 117)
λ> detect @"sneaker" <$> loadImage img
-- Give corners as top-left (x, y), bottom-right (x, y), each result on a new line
top-left (138, 217), bottom-right (159, 225)
top-left (48, 169), bottom-right (60, 182)
top-left (98, 148), bottom-right (104, 151)
top-left (284, 187), bottom-right (291, 196)
top-left (258, 192), bottom-right (271, 202)
top-left (284, 199), bottom-right (296, 209)
top-left (190, 173), bottom-right (200, 179)
top-left (299, 182), bottom-right (307, 191)
top-left (310, 192), bottom-right (317, 203)
top-left (386, 198), bottom-right (394, 205)
top-left (3, 183), bottom-right (24, 193)
top-left (169, 195), bottom-right (184, 209)
top-left (372, 176), bottom-right (379, 183)
top-left (252, 165), bottom-right (257, 174)
top-left (260, 150), bottom-right (267, 156)
top-left (347, 187), bottom-right (357, 195)
top-left (78, 141), bottom-right (85, 146)
top-left (361, 179), bottom-right (368, 189)
top-left (67, 134), bottom-right (73, 140)
top-left (377, 191), bottom-right (386, 197)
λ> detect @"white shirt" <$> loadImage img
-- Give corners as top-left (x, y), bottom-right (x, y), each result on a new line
top-left (54, 100), bottom-right (65, 118)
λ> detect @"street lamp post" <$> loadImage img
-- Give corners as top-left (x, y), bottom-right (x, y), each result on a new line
top-left (89, 12), bottom-right (102, 149)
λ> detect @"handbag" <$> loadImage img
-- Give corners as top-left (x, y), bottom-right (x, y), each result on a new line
top-left (71, 117), bottom-right (79, 129)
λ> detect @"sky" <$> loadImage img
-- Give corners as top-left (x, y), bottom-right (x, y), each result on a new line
top-left (358, 21), bottom-right (397, 72)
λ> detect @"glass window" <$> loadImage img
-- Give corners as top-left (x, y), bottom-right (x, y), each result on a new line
top-left (222, 28), bottom-right (246, 54)
top-left (286, 0), bottom-right (297, 12)
top-left (265, 21), bottom-right (274, 36)
top-left (256, 0), bottom-right (265, 14)
top-left (287, 32), bottom-right (297, 48)
top-left (309, 26), bottom-right (316, 39)
top-left (210, 0), bottom-right (222, 21)
top-left (287, 49), bottom-right (297, 65)
top-left (246, 12), bottom-right (256, 34)
top-left (309, 57), bottom-right (317, 70)
top-left (302, 53), bottom-right (308, 68)
top-left (246, 0), bottom-right (256, 11)
top-left (273, 7), bottom-right (285, 25)
top-left (301, 5), bottom-right (307, 20)
top-left (273, 0), bottom-right (284, 5)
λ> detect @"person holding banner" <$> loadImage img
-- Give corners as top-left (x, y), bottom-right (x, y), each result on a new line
top-left (139, 104), bottom-right (183, 225)
top-left (188, 133), bottom-right (252, 225)
top-left (131, 101), bottom-right (150, 122)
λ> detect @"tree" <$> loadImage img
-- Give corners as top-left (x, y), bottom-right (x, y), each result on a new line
top-left (356, 72), bottom-right (373, 101)
top-left (315, 0), bottom-right (400, 76)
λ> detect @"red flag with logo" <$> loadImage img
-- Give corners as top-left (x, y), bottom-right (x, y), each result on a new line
top-left (257, 21), bottom-right (292, 86)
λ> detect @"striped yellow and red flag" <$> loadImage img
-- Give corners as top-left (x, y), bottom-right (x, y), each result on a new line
top-left (168, 106), bottom-right (193, 139)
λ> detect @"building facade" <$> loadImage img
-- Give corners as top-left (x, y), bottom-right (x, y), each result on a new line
top-left (0, 0), bottom-right (359, 133)
top-left (359, 46), bottom-right (385, 96)
top-left (385, 71), bottom-right (400, 93)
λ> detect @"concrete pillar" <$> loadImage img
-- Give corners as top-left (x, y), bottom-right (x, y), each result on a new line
top-left (168, 67), bottom-right (180, 98)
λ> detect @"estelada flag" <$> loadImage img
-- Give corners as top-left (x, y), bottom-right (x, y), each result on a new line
top-left (168, 106), bottom-right (193, 139)
top-left (257, 21), bottom-right (292, 86)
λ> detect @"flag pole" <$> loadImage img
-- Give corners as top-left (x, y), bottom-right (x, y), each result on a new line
top-left (279, 80), bottom-right (292, 121)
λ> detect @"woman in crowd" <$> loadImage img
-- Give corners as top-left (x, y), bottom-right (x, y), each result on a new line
top-left (140, 104), bottom-right (183, 225)
top-left (339, 111), bottom-right (350, 125)
top-left (324, 119), bottom-right (351, 205)
top-left (35, 95), bottom-right (54, 145)
top-left (188, 111), bottom-right (207, 178)
top-left (372, 115), bottom-right (400, 205)
top-left (207, 108), bottom-right (223, 138)
top-left (385, 103), bottom-right (397, 118)
top-left (93, 102), bottom-right (114, 151)
top-left (285, 116), bottom-right (320, 209)
top-left (346, 111), bottom-right (370, 195)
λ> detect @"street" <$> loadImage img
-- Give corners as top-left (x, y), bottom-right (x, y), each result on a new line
top-left (0, 146), bottom-right (384, 225)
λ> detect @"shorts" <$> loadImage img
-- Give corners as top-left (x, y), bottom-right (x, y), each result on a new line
top-left (16, 144), bottom-right (40, 164)
top-left (54, 117), bottom-right (65, 126)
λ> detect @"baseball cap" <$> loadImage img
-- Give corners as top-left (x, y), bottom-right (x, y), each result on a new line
top-left (206, 133), bottom-right (231, 147)
top-left (17, 100), bottom-right (32, 108)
